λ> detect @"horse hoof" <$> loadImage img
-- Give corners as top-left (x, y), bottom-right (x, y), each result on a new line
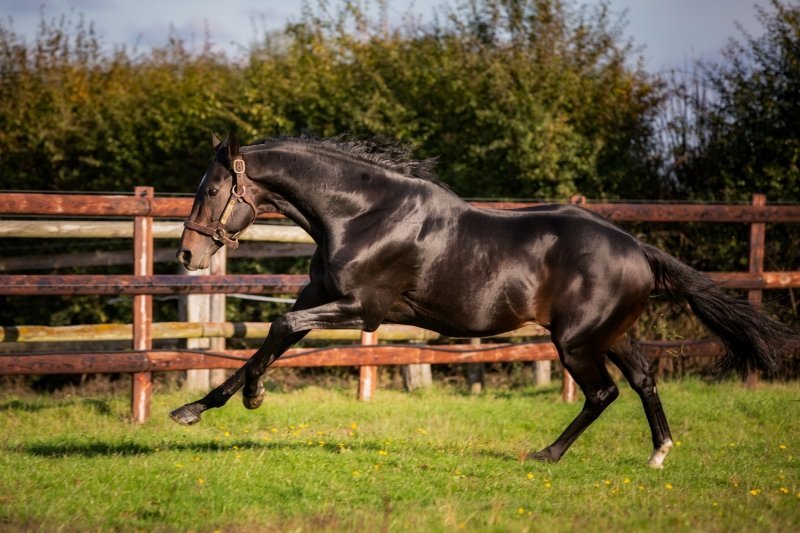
top-left (242, 384), bottom-right (265, 410)
top-left (169, 404), bottom-right (202, 426)
top-left (525, 449), bottom-right (559, 463)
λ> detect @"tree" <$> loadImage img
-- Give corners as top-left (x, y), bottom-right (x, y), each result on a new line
top-left (240, 0), bottom-right (664, 199)
top-left (663, 0), bottom-right (800, 203)
top-left (656, 0), bottom-right (799, 328)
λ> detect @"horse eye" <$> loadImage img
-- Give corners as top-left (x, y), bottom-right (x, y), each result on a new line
top-left (208, 188), bottom-right (219, 197)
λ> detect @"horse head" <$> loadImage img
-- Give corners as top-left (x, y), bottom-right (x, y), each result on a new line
top-left (177, 132), bottom-right (258, 270)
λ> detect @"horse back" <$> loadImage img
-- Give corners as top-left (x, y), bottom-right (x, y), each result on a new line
top-left (396, 204), bottom-right (652, 336)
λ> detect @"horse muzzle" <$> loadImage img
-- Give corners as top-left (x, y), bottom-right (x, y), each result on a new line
top-left (176, 234), bottom-right (218, 271)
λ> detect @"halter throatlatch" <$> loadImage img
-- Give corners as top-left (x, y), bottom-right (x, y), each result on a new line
top-left (183, 155), bottom-right (257, 250)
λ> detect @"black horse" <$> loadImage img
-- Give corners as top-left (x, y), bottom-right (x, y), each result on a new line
top-left (171, 133), bottom-right (794, 468)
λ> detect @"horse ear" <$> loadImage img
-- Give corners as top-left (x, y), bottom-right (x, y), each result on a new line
top-left (211, 132), bottom-right (223, 150)
top-left (227, 132), bottom-right (240, 158)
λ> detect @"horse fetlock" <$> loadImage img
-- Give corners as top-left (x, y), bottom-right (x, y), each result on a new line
top-left (525, 447), bottom-right (561, 464)
top-left (242, 382), bottom-right (265, 410)
top-left (648, 438), bottom-right (674, 469)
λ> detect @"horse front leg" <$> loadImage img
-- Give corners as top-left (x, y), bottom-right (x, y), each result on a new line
top-left (169, 283), bottom-right (331, 425)
top-left (241, 295), bottom-right (367, 409)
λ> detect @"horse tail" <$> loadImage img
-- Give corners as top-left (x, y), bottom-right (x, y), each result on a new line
top-left (639, 242), bottom-right (796, 376)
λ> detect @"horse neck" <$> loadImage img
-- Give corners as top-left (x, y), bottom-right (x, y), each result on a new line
top-left (245, 145), bottom-right (383, 234)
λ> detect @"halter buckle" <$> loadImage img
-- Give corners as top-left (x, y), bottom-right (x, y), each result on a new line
top-left (232, 158), bottom-right (246, 175)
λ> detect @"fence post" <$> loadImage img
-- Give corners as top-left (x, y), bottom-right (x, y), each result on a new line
top-left (180, 249), bottom-right (227, 391)
top-left (402, 356), bottom-right (433, 392)
top-left (465, 338), bottom-right (485, 395)
top-left (209, 248), bottom-right (228, 387)
top-left (132, 186), bottom-right (153, 423)
top-left (358, 331), bottom-right (378, 401)
top-left (746, 193), bottom-right (766, 389)
top-left (181, 267), bottom-right (211, 391)
top-left (534, 360), bottom-right (551, 386)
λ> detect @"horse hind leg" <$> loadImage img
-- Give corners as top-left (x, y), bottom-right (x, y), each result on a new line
top-left (607, 335), bottom-right (674, 468)
top-left (527, 340), bottom-right (619, 463)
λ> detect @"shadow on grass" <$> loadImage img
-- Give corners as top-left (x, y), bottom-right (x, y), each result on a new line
top-left (490, 388), bottom-right (561, 400)
top-left (0, 399), bottom-right (68, 413)
top-left (15, 437), bottom-right (406, 458)
top-left (0, 398), bottom-right (113, 415)
top-left (16, 437), bottom-right (528, 464)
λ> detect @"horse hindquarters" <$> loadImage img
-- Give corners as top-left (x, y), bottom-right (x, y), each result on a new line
top-left (528, 240), bottom-right (653, 463)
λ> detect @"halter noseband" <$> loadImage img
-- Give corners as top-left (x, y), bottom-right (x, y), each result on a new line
top-left (183, 156), bottom-right (257, 250)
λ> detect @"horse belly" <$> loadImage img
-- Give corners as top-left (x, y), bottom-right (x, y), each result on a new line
top-left (398, 268), bottom-right (541, 338)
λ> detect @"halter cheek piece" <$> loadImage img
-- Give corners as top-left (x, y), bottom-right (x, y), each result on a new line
top-left (183, 156), bottom-right (258, 250)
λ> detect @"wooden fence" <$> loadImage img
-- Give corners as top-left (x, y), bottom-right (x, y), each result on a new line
top-left (1, 190), bottom-right (798, 422)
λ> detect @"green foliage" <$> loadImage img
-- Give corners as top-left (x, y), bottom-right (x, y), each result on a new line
top-left (240, 0), bottom-right (663, 198)
top-left (0, 1), bottom-right (664, 199)
top-left (0, 14), bottom-right (236, 192)
top-left (1, 381), bottom-right (799, 530)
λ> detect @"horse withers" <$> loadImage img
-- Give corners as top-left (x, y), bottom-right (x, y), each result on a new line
top-left (170, 133), bottom-right (795, 468)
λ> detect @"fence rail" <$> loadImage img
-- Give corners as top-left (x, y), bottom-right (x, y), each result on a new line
top-left (2, 340), bottom-right (727, 375)
top-left (1, 271), bottom-right (799, 296)
top-left (1, 190), bottom-right (798, 421)
top-left (3, 192), bottom-right (800, 222)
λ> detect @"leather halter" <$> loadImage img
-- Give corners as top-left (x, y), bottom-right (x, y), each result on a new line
top-left (183, 156), bottom-right (258, 250)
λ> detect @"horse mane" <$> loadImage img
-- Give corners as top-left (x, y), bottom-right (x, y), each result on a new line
top-left (257, 135), bottom-right (453, 192)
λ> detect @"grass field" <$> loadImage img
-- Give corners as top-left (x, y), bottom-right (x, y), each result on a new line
top-left (1, 378), bottom-right (798, 531)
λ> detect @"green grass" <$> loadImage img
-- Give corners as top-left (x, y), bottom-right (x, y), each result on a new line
top-left (1, 379), bottom-right (798, 531)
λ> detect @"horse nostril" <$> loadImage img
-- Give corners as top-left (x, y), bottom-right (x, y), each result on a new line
top-left (177, 250), bottom-right (191, 265)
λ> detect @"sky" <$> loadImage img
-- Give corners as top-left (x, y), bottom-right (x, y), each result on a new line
top-left (1, 0), bottom-right (771, 74)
